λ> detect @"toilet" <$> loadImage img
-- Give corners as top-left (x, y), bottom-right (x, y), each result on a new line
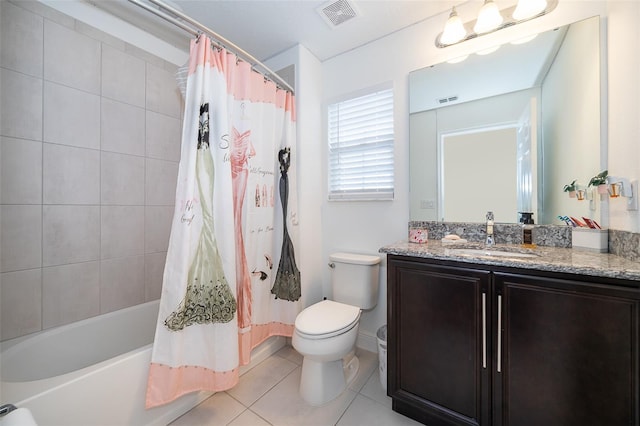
top-left (292, 252), bottom-right (380, 406)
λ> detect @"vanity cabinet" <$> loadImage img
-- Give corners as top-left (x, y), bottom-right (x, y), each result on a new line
top-left (387, 254), bottom-right (640, 426)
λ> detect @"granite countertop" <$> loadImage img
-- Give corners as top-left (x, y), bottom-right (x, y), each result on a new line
top-left (380, 240), bottom-right (640, 282)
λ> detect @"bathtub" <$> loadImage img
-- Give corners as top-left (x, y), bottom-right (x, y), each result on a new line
top-left (1, 300), bottom-right (285, 426)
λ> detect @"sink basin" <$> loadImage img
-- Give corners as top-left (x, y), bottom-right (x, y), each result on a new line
top-left (448, 248), bottom-right (540, 259)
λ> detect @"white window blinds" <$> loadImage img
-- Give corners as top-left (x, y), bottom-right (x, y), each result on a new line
top-left (328, 88), bottom-right (394, 200)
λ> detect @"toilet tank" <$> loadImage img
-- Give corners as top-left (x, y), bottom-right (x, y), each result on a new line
top-left (330, 252), bottom-right (380, 310)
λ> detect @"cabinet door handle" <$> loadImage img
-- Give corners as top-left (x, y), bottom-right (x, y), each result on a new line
top-left (497, 294), bottom-right (502, 373)
top-left (482, 292), bottom-right (487, 369)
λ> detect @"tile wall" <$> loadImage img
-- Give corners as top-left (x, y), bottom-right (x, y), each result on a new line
top-left (0, 1), bottom-right (183, 340)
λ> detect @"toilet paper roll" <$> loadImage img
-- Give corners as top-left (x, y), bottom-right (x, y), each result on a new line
top-left (0, 408), bottom-right (38, 426)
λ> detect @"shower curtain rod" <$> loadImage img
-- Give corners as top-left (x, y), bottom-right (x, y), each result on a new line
top-left (127, 0), bottom-right (294, 93)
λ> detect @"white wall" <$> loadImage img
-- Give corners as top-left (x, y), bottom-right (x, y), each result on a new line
top-left (321, 32), bottom-right (413, 348)
top-left (541, 16), bottom-right (601, 225)
top-left (607, 1), bottom-right (640, 232)
top-left (321, 0), bottom-right (619, 345)
top-left (265, 45), bottom-right (324, 310)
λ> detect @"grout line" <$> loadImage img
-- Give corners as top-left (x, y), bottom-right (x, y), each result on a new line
top-left (179, 350), bottom-right (395, 426)
top-left (39, 10), bottom-right (46, 334)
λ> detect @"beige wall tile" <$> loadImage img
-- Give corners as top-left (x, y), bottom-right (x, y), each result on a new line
top-left (101, 205), bottom-right (145, 260)
top-left (43, 82), bottom-right (100, 149)
top-left (100, 256), bottom-right (145, 313)
top-left (44, 20), bottom-right (101, 94)
top-left (1, 269), bottom-right (42, 340)
top-left (0, 205), bottom-right (42, 272)
top-left (0, 1), bottom-right (44, 77)
top-left (43, 143), bottom-right (100, 205)
top-left (145, 158), bottom-right (178, 206)
top-left (101, 45), bottom-right (145, 107)
top-left (146, 63), bottom-right (182, 118)
top-left (101, 98), bottom-right (145, 156)
top-left (101, 151), bottom-right (145, 205)
top-left (144, 205), bottom-right (173, 254)
top-left (0, 68), bottom-right (42, 140)
top-left (42, 261), bottom-right (100, 329)
top-left (42, 205), bottom-right (100, 267)
top-left (146, 110), bottom-right (181, 161)
top-left (144, 252), bottom-right (166, 301)
top-left (1, 137), bottom-right (42, 204)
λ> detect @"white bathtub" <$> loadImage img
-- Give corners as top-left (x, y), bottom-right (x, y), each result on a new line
top-left (1, 300), bottom-right (284, 426)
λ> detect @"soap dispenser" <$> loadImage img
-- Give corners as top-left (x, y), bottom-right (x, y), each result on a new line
top-left (519, 212), bottom-right (535, 247)
top-left (485, 211), bottom-right (495, 246)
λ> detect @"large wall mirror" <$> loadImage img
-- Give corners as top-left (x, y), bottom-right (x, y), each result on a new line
top-left (409, 16), bottom-right (602, 225)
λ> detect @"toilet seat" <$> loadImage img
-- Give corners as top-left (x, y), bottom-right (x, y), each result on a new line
top-left (295, 300), bottom-right (360, 340)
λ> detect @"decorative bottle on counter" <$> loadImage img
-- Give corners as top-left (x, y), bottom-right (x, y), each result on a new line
top-left (520, 212), bottom-right (535, 247)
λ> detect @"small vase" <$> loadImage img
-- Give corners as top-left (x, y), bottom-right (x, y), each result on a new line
top-left (568, 190), bottom-right (576, 198)
top-left (597, 184), bottom-right (608, 194)
top-left (608, 182), bottom-right (621, 198)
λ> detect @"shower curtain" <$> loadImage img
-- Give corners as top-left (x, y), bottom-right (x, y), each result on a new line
top-left (146, 35), bottom-right (301, 409)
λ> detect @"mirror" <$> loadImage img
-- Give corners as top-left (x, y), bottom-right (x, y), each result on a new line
top-left (409, 16), bottom-right (602, 225)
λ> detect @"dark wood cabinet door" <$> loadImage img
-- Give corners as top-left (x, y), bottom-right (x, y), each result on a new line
top-left (388, 257), bottom-right (491, 426)
top-left (494, 272), bottom-right (640, 426)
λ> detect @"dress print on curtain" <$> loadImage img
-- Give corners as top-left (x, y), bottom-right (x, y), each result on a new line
top-left (231, 127), bottom-right (255, 329)
top-left (271, 147), bottom-right (301, 301)
top-left (164, 103), bottom-right (237, 331)
top-left (146, 35), bottom-right (301, 409)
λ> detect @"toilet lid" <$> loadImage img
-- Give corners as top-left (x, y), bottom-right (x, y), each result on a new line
top-left (295, 300), bottom-right (360, 336)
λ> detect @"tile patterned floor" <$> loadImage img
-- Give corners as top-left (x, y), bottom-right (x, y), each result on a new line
top-left (169, 346), bottom-right (422, 426)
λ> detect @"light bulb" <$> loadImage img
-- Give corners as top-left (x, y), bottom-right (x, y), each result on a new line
top-left (440, 7), bottom-right (467, 45)
top-left (513, 0), bottom-right (547, 21)
top-left (474, 0), bottom-right (503, 34)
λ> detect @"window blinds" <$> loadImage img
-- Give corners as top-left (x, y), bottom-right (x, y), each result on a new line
top-left (328, 88), bottom-right (394, 200)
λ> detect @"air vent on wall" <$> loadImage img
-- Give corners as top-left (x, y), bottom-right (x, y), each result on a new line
top-left (317, 0), bottom-right (359, 28)
top-left (438, 96), bottom-right (459, 104)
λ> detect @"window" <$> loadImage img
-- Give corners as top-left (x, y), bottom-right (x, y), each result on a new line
top-left (328, 87), bottom-right (394, 200)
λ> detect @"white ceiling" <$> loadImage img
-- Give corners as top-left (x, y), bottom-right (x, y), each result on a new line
top-left (92, 0), bottom-right (458, 62)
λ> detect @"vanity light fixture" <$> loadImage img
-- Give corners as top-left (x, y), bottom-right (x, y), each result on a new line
top-left (440, 7), bottom-right (467, 45)
top-left (474, 0), bottom-right (503, 34)
top-left (513, 0), bottom-right (547, 20)
top-left (436, 0), bottom-right (558, 48)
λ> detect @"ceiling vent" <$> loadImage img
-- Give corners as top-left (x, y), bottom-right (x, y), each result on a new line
top-left (318, 0), bottom-right (359, 28)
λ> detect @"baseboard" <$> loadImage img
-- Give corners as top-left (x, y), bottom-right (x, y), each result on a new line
top-left (239, 335), bottom-right (287, 375)
top-left (356, 330), bottom-right (379, 354)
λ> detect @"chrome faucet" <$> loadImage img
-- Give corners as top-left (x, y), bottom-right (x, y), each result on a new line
top-left (486, 211), bottom-right (495, 246)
